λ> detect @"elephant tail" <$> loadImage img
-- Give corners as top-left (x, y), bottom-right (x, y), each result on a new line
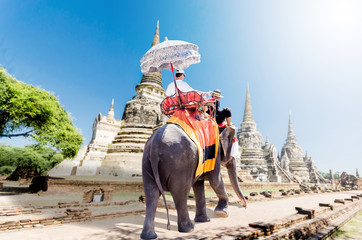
top-left (149, 139), bottom-right (171, 230)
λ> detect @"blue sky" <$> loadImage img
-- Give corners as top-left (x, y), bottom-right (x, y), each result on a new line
top-left (1, 0), bottom-right (361, 175)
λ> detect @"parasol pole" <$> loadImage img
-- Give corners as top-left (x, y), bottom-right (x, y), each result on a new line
top-left (170, 61), bottom-right (182, 107)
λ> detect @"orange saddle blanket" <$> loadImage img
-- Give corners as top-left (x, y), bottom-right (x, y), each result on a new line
top-left (167, 109), bottom-right (219, 177)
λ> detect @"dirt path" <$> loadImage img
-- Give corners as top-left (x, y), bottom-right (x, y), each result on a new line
top-left (0, 191), bottom-right (360, 240)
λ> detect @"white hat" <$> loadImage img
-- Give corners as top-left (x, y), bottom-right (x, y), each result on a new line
top-left (212, 89), bottom-right (224, 98)
top-left (176, 69), bottom-right (185, 76)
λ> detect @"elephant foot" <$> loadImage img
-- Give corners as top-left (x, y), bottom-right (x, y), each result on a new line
top-left (178, 220), bottom-right (195, 233)
top-left (214, 207), bottom-right (228, 218)
top-left (194, 215), bottom-right (210, 223)
top-left (140, 230), bottom-right (157, 239)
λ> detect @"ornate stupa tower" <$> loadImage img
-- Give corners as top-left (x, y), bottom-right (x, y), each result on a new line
top-left (237, 86), bottom-right (264, 148)
top-left (74, 99), bottom-right (123, 175)
top-left (98, 21), bottom-right (166, 177)
top-left (237, 86), bottom-right (268, 181)
top-left (49, 100), bottom-right (122, 176)
top-left (280, 113), bottom-right (310, 182)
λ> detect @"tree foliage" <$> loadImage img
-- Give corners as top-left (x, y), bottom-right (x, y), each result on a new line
top-left (319, 171), bottom-right (330, 180)
top-left (0, 68), bottom-right (82, 158)
top-left (319, 171), bottom-right (341, 180)
top-left (0, 144), bottom-right (64, 179)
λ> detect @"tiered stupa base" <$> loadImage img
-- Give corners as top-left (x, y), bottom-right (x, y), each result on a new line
top-left (289, 161), bottom-right (310, 183)
top-left (75, 144), bottom-right (108, 176)
top-left (239, 149), bottom-right (269, 181)
top-left (97, 124), bottom-right (154, 177)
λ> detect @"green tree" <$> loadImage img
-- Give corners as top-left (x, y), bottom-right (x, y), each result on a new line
top-left (0, 166), bottom-right (15, 176)
top-left (333, 171), bottom-right (340, 180)
top-left (0, 67), bottom-right (82, 158)
top-left (0, 145), bottom-right (17, 176)
top-left (318, 171), bottom-right (331, 180)
top-left (0, 144), bottom-right (20, 167)
top-left (26, 144), bottom-right (64, 170)
top-left (0, 144), bottom-right (65, 179)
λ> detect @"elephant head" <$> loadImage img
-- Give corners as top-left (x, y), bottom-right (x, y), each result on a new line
top-left (219, 126), bottom-right (247, 208)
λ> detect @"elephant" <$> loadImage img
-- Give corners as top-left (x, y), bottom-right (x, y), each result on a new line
top-left (140, 123), bottom-right (247, 239)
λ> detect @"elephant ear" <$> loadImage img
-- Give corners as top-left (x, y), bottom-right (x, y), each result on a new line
top-left (220, 126), bottom-right (236, 163)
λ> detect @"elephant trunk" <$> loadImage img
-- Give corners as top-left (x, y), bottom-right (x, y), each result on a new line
top-left (226, 158), bottom-right (247, 208)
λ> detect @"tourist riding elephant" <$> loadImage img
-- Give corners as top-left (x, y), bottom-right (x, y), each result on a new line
top-left (140, 124), bottom-right (247, 239)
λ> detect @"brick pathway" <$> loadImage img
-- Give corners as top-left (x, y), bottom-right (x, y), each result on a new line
top-left (0, 191), bottom-right (360, 240)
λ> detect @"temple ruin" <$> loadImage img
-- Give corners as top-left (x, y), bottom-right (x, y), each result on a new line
top-left (49, 23), bottom-right (329, 183)
top-left (279, 113), bottom-right (310, 182)
top-left (236, 87), bottom-right (294, 183)
top-left (48, 100), bottom-right (122, 176)
top-left (236, 86), bottom-right (268, 181)
top-left (97, 21), bottom-right (166, 177)
top-left (235, 87), bottom-right (328, 183)
top-left (76, 100), bottom-right (122, 175)
top-left (279, 113), bottom-right (327, 183)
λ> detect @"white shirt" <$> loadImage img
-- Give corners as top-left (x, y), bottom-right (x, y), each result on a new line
top-left (165, 79), bottom-right (194, 96)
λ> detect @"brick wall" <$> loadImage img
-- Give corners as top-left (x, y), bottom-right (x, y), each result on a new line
top-left (49, 179), bottom-right (299, 193)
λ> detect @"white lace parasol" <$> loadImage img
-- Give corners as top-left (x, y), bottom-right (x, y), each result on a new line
top-left (140, 39), bottom-right (201, 74)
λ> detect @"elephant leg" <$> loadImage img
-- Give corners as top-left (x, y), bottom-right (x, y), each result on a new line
top-left (192, 180), bottom-right (210, 222)
top-left (140, 180), bottom-right (160, 239)
top-left (207, 171), bottom-right (229, 218)
top-left (170, 187), bottom-right (195, 233)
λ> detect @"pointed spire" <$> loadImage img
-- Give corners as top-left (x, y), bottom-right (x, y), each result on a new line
top-left (107, 99), bottom-right (115, 120)
top-left (151, 20), bottom-right (159, 47)
top-left (140, 21), bottom-right (162, 87)
top-left (264, 136), bottom-right (270, 149)
top-left (286, 112), bottom-right (297, 142)
top-left (242, 85), bottom-right (254, 123)
top-left (356, 168), bottom-right (360, 178)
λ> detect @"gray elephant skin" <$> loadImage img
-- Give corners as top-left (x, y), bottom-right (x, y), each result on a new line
top-left (140, 123), bottom-right (247, 239)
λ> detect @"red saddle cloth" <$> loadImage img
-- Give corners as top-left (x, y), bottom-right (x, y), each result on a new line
top-left (161, 90), bottom-right (206, 116)
top-left (167, 109), bottom-right (219, 177)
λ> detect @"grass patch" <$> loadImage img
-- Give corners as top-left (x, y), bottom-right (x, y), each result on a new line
top-left (112, 192), bottom-right (142, 201)
top-left (62, 175), bottom-right (142, 182)
top-left (330, 212), bottom-right (362, 239)
top-left (3, 181), bottom-right (28, 187)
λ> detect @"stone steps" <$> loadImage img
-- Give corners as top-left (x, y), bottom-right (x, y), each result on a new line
top-left (112, 139), bottom-right (149, 144)
top-left (107, 144), bottom-right (145, 153)
top-left (241, 154), bottom-right (265, 158)
top-left (112, 137), bottom-right (149, 143)
top-left (240, 159), bottom-right (268, 164)
top-left (240, 157), bottom-right (267, 161)
top-left (241, 151), bottom-right (264, 155)
top-left (241, 153), bottom-right (264, 157)
top-left (240, 154), bottom-right (265, 158)
top-left (114, 134), bottom-right (151, 140)
top-left (118, 128), bottom-right (153, 134)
